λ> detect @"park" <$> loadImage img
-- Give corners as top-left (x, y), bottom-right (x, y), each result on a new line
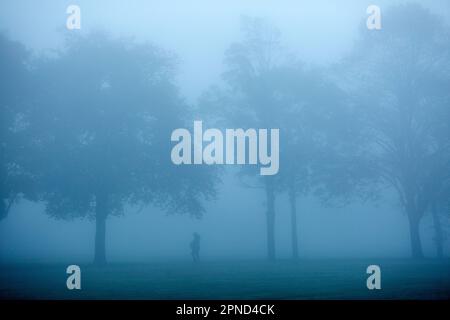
top-left (1, 1), bottom-right (450, 301)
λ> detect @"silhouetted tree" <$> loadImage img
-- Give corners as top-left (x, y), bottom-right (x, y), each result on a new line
top-left (272, 66), bottom-right (359, 260)
top-left (342, 4), bottom-right (450, 258)
top-left (0, 33), bottom-right (36, 220)
top-left (32, 32), bottom-right (218, 265)
top-left (201, 16), bottom-right (367, 260)
top-left (200, 17), bottom-right (287, 261)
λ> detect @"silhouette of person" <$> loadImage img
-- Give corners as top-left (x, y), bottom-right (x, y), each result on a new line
top-left (190, 232), bottom-right (200, 262)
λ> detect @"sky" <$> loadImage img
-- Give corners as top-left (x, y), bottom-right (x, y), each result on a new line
top-left (1, 0), bottom-right (448, 102)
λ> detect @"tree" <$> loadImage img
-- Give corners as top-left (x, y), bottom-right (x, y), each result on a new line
top-left (0, 33), bottom-right (36, 221)
top-left (201, 16), bottom-right (366, 260)
top-left (273, 66), bottom-right (359, 260)
top-left (200, 17), bottom-right (285, 260)
top-left (32, 32), bottom-right (218, 265)
top-left (342, 4), bottom-right (450, 258)
top-left (201, 16), bottom-right (349, 260)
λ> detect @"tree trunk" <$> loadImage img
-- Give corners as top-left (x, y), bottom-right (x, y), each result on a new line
top-left (431, 202), bottom-right (444, 259)
top-left (288, 187), bottom-right (299, 260)
top-left (407, 211), bottom-right (424, 259)
top-left (265, 178), bottom-right (276, 261)
top-left (94, 193), bottom-right (108, 266)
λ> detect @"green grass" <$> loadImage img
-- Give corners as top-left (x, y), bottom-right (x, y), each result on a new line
top-left (1, 259), bottom-right (449, 299)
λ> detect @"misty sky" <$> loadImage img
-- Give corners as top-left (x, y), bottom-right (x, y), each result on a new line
top-left (0, 0), bottom-right (449, 263)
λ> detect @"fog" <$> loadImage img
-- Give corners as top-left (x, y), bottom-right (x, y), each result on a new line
top-left (1, 0), bottom-right (449, 267)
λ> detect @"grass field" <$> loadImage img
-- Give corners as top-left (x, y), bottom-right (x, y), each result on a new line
top-left (0, 259), bottom-right (449, 299)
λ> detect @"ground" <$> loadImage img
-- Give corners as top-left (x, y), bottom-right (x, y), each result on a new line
top-left (0, 259), bottom-right (449, 299)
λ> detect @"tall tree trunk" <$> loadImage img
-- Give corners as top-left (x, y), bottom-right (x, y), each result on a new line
top-left (407, 210), bottom-right (424, 259)
top-left (94, 193), bottom-right (108, 265)
top-left (265, 178), bottom-right (276, 261)
top-left (288, 187), bottom-right (299, 260)
top-left (431, 202), bottom-right (444, 259)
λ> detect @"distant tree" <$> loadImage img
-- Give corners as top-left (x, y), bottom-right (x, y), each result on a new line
top-left (342, 4), bottom-right (450, 258)
top-left (200, 17), bottom-right (285, 260)
top-left (0, 33), bottom-right (36, 220)
top-left (32, 32), bottom-right (218, 265)
top-left (272, 66), bottom-right (364, 260)
top-left (201, 16), bottom-right (360, 260)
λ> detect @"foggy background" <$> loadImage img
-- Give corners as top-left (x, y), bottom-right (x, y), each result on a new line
top-left (0, 0), bottom-right (449, 264)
